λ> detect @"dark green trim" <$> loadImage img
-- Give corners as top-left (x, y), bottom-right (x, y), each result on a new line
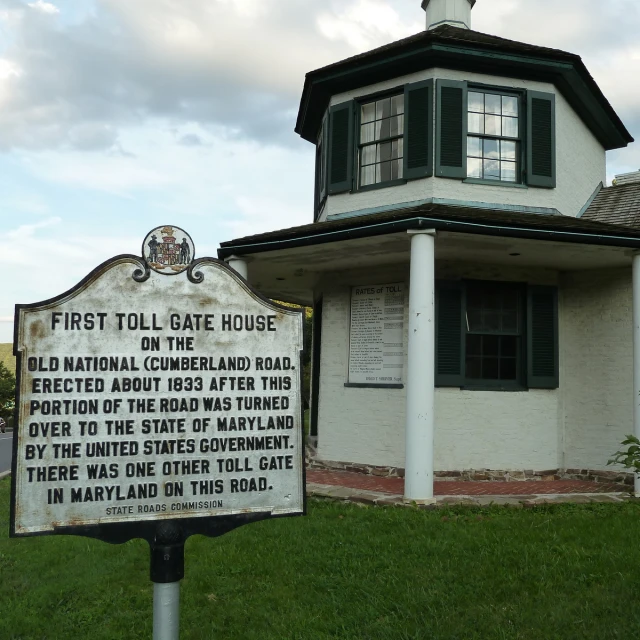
top-left (404, 79), bottom-right (434, 180)
top-left (310, 297), bottom-right (323, 438)
top-left (436, 79), bottom-right (467, 179)
top-left (435, 280), bottom-right (464, 387)
top-left (526, 285), bottom-right (559, 389)
top-left (527, 91), bottom-right (556, 188)
top-left (357, 178), bottom-right (407, 192)
top-left (296, 34), bottom-right (632, 151)
top-left (328, 101), bottom-right (354, 194)
top-left (463, 178), bottom-right (528, 189)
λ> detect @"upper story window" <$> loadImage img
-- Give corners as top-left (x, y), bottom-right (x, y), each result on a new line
top-left (358, 95), bottom-right (405, 188)
top-left (466, 90), bottom-right (520, 183)
top-left (318, 79), bottom-right (555, 216)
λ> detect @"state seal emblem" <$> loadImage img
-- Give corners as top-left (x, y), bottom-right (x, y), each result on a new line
top-left (142, 225), bottom-right (195, 275)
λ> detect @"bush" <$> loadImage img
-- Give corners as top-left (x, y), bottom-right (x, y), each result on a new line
top-left (608, 435), bottom-right (640, 474)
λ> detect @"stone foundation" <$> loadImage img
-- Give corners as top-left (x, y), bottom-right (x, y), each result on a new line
top-left (306, 449), bottom-right (633, 486)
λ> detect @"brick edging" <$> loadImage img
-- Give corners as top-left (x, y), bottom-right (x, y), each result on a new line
top-left (306, 453), bottom-right (634, 487)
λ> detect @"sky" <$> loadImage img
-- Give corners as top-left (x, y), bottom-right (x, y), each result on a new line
top-left (1, 0), bottom-right (640, 343)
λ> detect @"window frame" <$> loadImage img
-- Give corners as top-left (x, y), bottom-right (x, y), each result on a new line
top-left (314, 115), bottom-right (328, 218)
top-left (464, 84), bottom-right (526, 186)
top-left (461, 280), bottom-right (527, 391)
top-left (354, 87), bottom-right (408, 193)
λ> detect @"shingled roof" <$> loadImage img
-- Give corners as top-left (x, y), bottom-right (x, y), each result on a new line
top-left (582, 182), bottom-right (640, 229)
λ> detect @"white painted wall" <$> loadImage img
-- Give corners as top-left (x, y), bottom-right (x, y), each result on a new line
top-left (316, 261), bottom-right (562, 471)
top-left (562, 268), bottom-right (633, 471)
top-left (321, 67), bottom-right (606, 222)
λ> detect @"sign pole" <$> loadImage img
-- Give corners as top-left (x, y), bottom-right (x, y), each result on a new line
top-left (150, 522), bottom-right (184, 640)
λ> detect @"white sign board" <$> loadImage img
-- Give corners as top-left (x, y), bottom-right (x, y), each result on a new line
top-left (12, 230), bottom-right (304, 536)
top-left (348, 283), bottom-right (405, 385)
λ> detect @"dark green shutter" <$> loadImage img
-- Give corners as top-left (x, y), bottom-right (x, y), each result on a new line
top-left (436, 80), bottom-right (467, 179)
top-left (527, 286), bottom-right (558, 389)
top-left (328, 101), bottom-right (354, 194)
top-left (404, 80), bottom-right (433, 180)
top-left (435, 281), bottom-right (464, 387)
top-left (526, 91), bottom-right (556, 188)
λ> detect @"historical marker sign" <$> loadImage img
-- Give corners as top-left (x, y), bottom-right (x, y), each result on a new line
top-left (348, 283), bottom-right (405, 385)
top-left (11, 227), bottom-right (305, 538)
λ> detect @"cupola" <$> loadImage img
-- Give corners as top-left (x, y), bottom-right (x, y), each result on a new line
top-left (421, 0), bottom-right (476, 30)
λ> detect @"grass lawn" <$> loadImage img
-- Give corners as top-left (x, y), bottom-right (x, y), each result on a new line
top-left (2, 477), bottom-right (640, 639)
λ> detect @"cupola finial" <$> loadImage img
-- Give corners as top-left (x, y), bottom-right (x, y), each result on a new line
top-left (421, 0), bottom-right (476, 31)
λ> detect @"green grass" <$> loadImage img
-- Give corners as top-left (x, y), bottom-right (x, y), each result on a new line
top-left (2, 476), bottom-right (640, 639)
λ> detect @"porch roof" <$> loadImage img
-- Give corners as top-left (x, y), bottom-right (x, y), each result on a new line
top-left (219, 202), bottom-right (640, 259)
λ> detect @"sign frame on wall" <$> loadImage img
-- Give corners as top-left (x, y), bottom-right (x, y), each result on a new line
top-left (10, 227), bottom-right (306, 551)
top-left (347, 282), bottom-right (405, 388)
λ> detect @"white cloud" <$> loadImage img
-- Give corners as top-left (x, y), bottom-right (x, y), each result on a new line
top-left (27, 1), bottom-right (59, 14)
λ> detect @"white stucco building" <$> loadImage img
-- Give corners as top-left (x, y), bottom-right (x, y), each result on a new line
top-left (219, 0), bottom-right (640, 502)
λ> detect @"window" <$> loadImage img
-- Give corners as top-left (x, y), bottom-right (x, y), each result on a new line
top-left (436, 80), bottom-right (555, 188)
top-left (466, 90), bottom-right (520, 183)
top-left (358, 94), bottom-right (405, 188)
top-left (322, 79), bottom-right (555, 206)
top-left (435, 281), bottom-right (558, 389)
top-left (465, 282), bottom-right (523, 383)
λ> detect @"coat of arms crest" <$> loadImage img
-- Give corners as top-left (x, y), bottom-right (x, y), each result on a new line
top-left (142, 225), bottom-right (195, 275)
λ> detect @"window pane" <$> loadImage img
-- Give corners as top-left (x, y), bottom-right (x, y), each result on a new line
top-left (483, 335), bottom-right (500, 356)
top-left (361, 123), bottom-right (375, 144)
top-left (485, 94), bottom-right (501, 114)
top-left (466, 357), bottom-right (482, 379)
top-left (467, 136), bottom-right (482, 157)
top-left (361, 145), bottom-right (376, 166)
top-left (502, 96), bottom-right (518, 117)
top-left (483, 159), bottom-right (500, 180)
top-left (484, 139), bottom-right (499, 159)
top-left (376, 98), bottom-right (391, 120)
top-left (379, 141), bottom-right (392, 163)
top-left (483, 358), bottom-right (499, 379)
top-left (394, 159), bottom-right (403, 180)
top-left (360, 165), bottom-right (376, 186)
top-left (361, 103), bottom-right (376, 124)
top-left (377, 119), bottom-right (390, 140)
top-left (394, 138), bottom-right (404, 159)
top-left (501, 336), bottom-right (517, 357)
top-left (501, 161), bottom-right (517, 182)
top-left (483, 310), bottom-right (501, 330)
top-left (467, 157), bottom-right (482, 178)
top-left (503, 117), bottom-right (518, 138)
top-left (499, 358), bottom-right (517, 380)
top-left (468, 112), bottom-right (484, 134)
top-left (468, 92), bottom-right (484, 113)
top-left (485, 115), bottom-right (501, 136)
top-left (467, 334), bottom-right (482, 356)
top-left (501, 140), bottom-right (516, 161)
top-left (391, 95), bottom-right (404, 116)
top-left (378, 161), bottom-right (392, 183)
top-left (389, 114), bottom-right (404, 137)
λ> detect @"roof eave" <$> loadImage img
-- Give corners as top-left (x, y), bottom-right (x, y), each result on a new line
top-left (295, 38), bottom-right (632, 151)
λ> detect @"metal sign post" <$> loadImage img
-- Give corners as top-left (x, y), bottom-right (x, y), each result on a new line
top-left (10, 226), bottom-right (306, 639)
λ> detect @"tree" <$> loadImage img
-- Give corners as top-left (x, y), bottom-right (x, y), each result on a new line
top-left (0, 361), bottom-right (16, 423)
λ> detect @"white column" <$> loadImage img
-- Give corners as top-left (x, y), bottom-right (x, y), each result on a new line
top-left (226, 255), bottom-right (248, 280)
top-left (633, 253), bottom-right (640, 496)
top-left (404, 229), bottom-right (436, 504)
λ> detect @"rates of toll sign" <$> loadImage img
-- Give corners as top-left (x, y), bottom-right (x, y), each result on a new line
top-left (11, 229), bottom-right (304, 537)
